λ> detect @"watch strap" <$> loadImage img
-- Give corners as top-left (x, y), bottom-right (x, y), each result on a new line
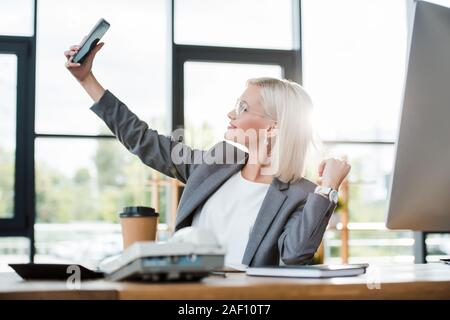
top-left (315, 186), bottom-right (338, 204)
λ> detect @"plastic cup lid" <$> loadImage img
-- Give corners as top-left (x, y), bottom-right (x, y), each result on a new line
top-left (119, 206), bottom-right (159, 218)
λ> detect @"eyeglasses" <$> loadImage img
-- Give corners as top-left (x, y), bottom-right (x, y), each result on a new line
top-left (234, 98), bottom-right (274, 120)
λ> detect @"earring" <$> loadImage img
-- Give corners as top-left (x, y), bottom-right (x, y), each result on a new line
top-left (264, 126), bottom-right (272, 145)
top-left (266, 125), bottom-right (275, 145)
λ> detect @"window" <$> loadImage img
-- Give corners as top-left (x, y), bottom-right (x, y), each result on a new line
top-left (426, 233), bottom-right (450, 262)
top-left (184, 61), bottom-right (282, 149)
top-left (0, 237), bottom-right (29, 272)
top-left (302, 0), bottom-right (413, 263)
top-left (303, 0), bottom-right (407, 142)
top-left (31, 0), bottom-right (170, 265)
top-left (0, 42), bottom-right (33, 268)
top-left (172, 1), bottom-right (301, 133)
top-left (0, 54), bottom-right (17, 219)
top-left (34, 138), bottom-right (161, 266)
top-left (35, 139), bottom-right (157, 223)
top-left (36, 0), bottom-right (169, 134)
top-left (175, 0), bottom-right (295, 49)
top-left (0, 0), bottom-right (34, 36)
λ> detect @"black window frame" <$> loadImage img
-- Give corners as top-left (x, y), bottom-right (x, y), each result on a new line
top-left (0, 37), bottom-right (36, 240)
top-left (0, 1), bottom-right (118, 262)
top-left (0, 2), bottom-right (37, 262)
top-left (171, 0), bottom-right (302, 130)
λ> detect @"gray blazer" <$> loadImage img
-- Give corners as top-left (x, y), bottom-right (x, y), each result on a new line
top-left (91, 90), bottom-right (336, 267)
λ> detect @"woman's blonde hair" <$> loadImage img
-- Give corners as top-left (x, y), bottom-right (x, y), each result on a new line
top-left (247, 77), bottom-right (314, 183)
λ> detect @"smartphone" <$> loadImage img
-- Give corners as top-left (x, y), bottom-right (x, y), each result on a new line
top-left (72, 18), bottom-right (110, 64)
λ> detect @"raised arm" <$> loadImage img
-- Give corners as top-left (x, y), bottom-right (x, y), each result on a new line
top-left (64, 42), bottom-right (202, 183)
top-left (90, 90), bottom-right (202, 183)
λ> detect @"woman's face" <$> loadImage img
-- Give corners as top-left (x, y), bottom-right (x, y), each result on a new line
top-left (224, 84), bottom-right (274, 149)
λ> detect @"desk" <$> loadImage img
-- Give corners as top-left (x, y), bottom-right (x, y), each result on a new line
top-left (1, 264), bottom-right (449, 300)
top-left (0, 272), bottom-right (117, 300)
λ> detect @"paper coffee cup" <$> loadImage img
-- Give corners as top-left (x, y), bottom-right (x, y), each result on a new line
top-left (119, 206), bottom-right (159, 249)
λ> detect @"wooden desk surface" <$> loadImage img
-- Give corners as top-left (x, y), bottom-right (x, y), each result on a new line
top-left (0, 272), bottom-right (118, 300)
top-left (1, 263), bottom-right (449, 300)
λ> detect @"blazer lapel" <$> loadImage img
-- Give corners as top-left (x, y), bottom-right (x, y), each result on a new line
top-left (175, 163), bottom-right (244, 229)
top-left (242, 179), bottom-right (289, 265)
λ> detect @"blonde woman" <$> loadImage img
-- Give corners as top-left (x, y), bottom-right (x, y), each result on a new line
top-left (64, 43), bottom-right (350, 268)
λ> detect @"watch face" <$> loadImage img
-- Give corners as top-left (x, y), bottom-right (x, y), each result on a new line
top-left (330, 190), bottom-right (339, 203)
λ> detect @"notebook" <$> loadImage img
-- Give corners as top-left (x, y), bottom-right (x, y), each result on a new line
top-left (246, 264), bottom-right (368, 278)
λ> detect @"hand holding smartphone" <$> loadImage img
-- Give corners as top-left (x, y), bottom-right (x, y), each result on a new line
top-left (64, 18), bottom-right (110, 102)
top-left (71, 18), bottom-right (110, 64)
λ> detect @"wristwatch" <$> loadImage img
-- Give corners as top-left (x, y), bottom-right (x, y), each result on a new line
top-left (314, 186), bottom-right (339, 204)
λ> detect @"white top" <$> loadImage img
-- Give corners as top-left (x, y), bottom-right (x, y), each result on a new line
top-left (191, 171), bottom-right (270, 270)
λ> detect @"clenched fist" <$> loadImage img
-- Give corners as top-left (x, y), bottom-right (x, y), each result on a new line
top-left (318, 158), bottom-right (351, 190)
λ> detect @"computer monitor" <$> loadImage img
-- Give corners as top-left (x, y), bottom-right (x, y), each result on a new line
top-left (386, 1), bottom-right (450, 231)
